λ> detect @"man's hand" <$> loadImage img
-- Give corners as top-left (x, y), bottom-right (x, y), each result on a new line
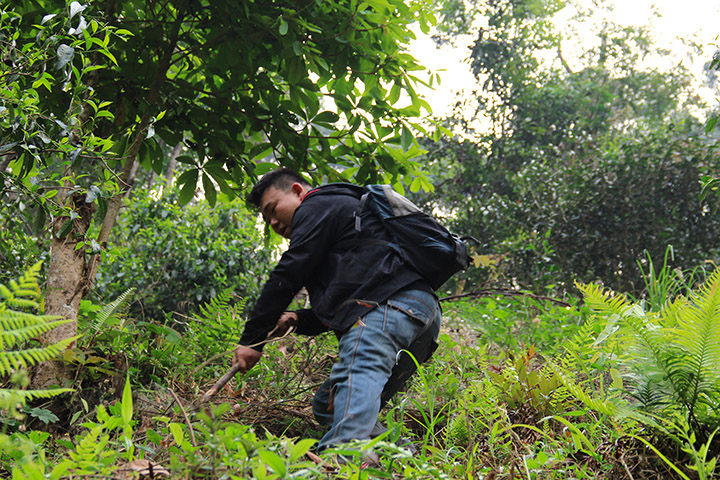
top-left (232, 345), bottom-right (263, 374)
top-left (232, 312), bottom-right (296, 373)
top-left (275, 311), bottom-right (299, 337)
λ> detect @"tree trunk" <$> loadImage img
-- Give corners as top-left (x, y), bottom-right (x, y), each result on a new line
top-left (33, 194), bottom-right (94, 388)
top-left (32, 2), bottom-right (187, 389)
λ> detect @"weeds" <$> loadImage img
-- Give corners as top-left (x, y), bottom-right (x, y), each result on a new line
top-left (4, 267), bottom-right (718, 478)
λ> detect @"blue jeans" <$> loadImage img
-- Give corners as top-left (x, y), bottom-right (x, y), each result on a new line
top-left (312, 289), bottom-right (442, 451)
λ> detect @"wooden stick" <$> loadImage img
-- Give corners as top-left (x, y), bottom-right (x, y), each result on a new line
top-left (200, 325), bottom-right (295, 403)
top-left (201, 364), bottom-right (241, 403)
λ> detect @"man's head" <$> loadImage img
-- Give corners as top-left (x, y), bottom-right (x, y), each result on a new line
top-left (247, 168), bottom-right (313, 239)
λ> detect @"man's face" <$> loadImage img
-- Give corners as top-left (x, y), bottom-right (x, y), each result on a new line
top-left (259, 183), bottom-right (307, 239)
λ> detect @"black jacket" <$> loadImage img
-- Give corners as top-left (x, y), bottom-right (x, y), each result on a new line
top-left (239, 184), bottom-right (430, 349)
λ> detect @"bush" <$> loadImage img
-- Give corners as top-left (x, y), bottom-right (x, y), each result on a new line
top-left (419, 129), bottom-right (720, 296)
top-left (93, 191), bottom-right (275, 323)
top-left (534, 131), bottom-right (720, 294)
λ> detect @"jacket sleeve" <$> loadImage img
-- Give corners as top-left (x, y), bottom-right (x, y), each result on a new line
top-left (238, 198), bottom-right (343, 350)
top-left (294, 308), bottom-right (329, 336)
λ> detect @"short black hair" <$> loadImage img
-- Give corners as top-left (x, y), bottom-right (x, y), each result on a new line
top-left (246, 168), bottom-right (312, 208)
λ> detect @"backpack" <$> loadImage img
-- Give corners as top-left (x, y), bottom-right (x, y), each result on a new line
top-left (318, 183), bottom-right (473, 290)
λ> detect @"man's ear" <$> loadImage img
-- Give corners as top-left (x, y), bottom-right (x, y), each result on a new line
top-left (290, 182), bottom-right (306, 196)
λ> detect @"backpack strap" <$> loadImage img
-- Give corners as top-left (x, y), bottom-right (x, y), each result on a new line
top-left (354, 192), bottom-right (370, 232)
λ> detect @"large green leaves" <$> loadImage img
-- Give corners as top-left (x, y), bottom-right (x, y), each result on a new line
top-left (93, 0), bottom-right (436, 191)
top-left (3, 0), bottom-right (439, 253)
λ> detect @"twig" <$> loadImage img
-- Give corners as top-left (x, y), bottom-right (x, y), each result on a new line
top-left (167, 387), bottom-right (197, 447)
top-left (620, 450), bottom-right (635, 480)
top-left (440, 288), bottom-right (571, 307)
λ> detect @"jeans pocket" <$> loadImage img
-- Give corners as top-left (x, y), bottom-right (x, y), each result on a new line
top-left (382, 291), bottom-right (436, 348)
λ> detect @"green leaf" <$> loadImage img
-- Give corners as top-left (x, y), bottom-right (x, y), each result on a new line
top-left (97, 48), bottom-right (118, 66)
top-left (314, 111), bottom-right (340, 124)
top-left (0, 142), bottom-right (17, 154)
top-left (32, 205), bottom-right (47, 235)
top-left (279, 18), bottom-right (288, 36)
top-left (202, 173), bottom-right (217, 207)
top-left (705, 113), bottom-right (718, 134)
top-left (56, 219), bottom-right (74, 239)
top-left (121, 375), bottom-right (133, 426)
top-left (178, 169), bottom-right (199, 206)
top-left (169, 423), bottom-right (184, 446)
top-left (254, 162), bottom-right (277, 176)
top-left (29, 407), bottom-right (59, 425)
top-left (258, 450), bottom-right (286, 476)
top-left (249, 143), bottom-right (273, 161)
top-left (610, 368), bottom-right (623, 389)
top-left (292, 41), bottom-right (303, 56)
top-left (50, 460), bottom-right (72, 480)
top-left (288, 438), bottom-right (316, 462)
top-left (94, 197), bottom-right (108, 224)
top-left (400, 124), bottom-right (413, 151)
top-left (95, 110), bottom-right (115, 120)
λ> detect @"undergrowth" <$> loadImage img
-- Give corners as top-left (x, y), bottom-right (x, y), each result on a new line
top-left (2, 264), bottom-right (718, 478)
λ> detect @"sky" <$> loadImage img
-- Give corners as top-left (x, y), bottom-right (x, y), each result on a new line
top-left (409, 0), bottom-right (720, 119)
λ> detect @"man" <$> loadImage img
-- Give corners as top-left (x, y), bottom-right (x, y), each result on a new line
top-left (233, 168), bottom-right (442, 457)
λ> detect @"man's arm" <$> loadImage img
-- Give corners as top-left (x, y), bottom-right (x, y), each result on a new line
top-left (238, 197), bottom-right (343, 349)
top-left (294, 309), bottom-right (330, 335)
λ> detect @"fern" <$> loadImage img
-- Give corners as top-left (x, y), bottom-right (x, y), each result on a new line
top-left (88, 288), bottom-right (135, 334)
top-left (674, 269), bottom-right (720, 417)
top-left (0, 263), bottom-right (78, 408)
top-left (549, 363), bottom-right (619, 417)
top-left (576, 268), bottom-right (720, 440)
top-left (194, 286), bottom-right (246, 342)
top-left (196, 286), bottom-right (237, 324)
top-left (0, 311), bottom-right (73, 351)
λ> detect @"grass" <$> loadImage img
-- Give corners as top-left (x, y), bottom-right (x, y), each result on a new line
top-left (2, 291), bottom-right (714, 479)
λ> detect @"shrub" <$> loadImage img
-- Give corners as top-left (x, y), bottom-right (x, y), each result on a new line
top-left (93, 191), bottom-right (274, 322)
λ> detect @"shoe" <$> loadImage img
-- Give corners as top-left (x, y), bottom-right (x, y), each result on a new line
top-left (370, 421), bottom-right (388, 438)
top-left (361, 450), bottom-right (381, 469)
top-left (370, 421), bottom-right (417, 455)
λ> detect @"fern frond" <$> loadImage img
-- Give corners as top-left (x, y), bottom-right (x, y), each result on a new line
top-left (197, 287), bottom-right (234, 322)
top-left (630, 377), bottom-right (671, 410)
top-left (0, 262), bottom-right (43, 310)
top-left (658, 293), bottom-right (689, 328)
top-left (550, 364), bottom-right (618, 416)
top-left (0, 336), bottom-right (80, 375)
top-left (562, 317), bottom-right (600, 355)
top-left (0, 315), bottom-right (69, 350)
top-left (0, 262), bottom-right (77, 409)
top-left (575, 282), bottom-right (635, 319)
top-left (667, 268), bottom-right (720, 417)
top-left (0, 388), bottom-right (74, 403)
top-left (0, 308), bottom-right (61, 326)
top-left (90, 288), bottom-right (135, 333)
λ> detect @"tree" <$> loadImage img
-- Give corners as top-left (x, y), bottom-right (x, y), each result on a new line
top-left (413, 0), bottom-right (717, 294)
top-left (1, 0), bottom-right (438, 386)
